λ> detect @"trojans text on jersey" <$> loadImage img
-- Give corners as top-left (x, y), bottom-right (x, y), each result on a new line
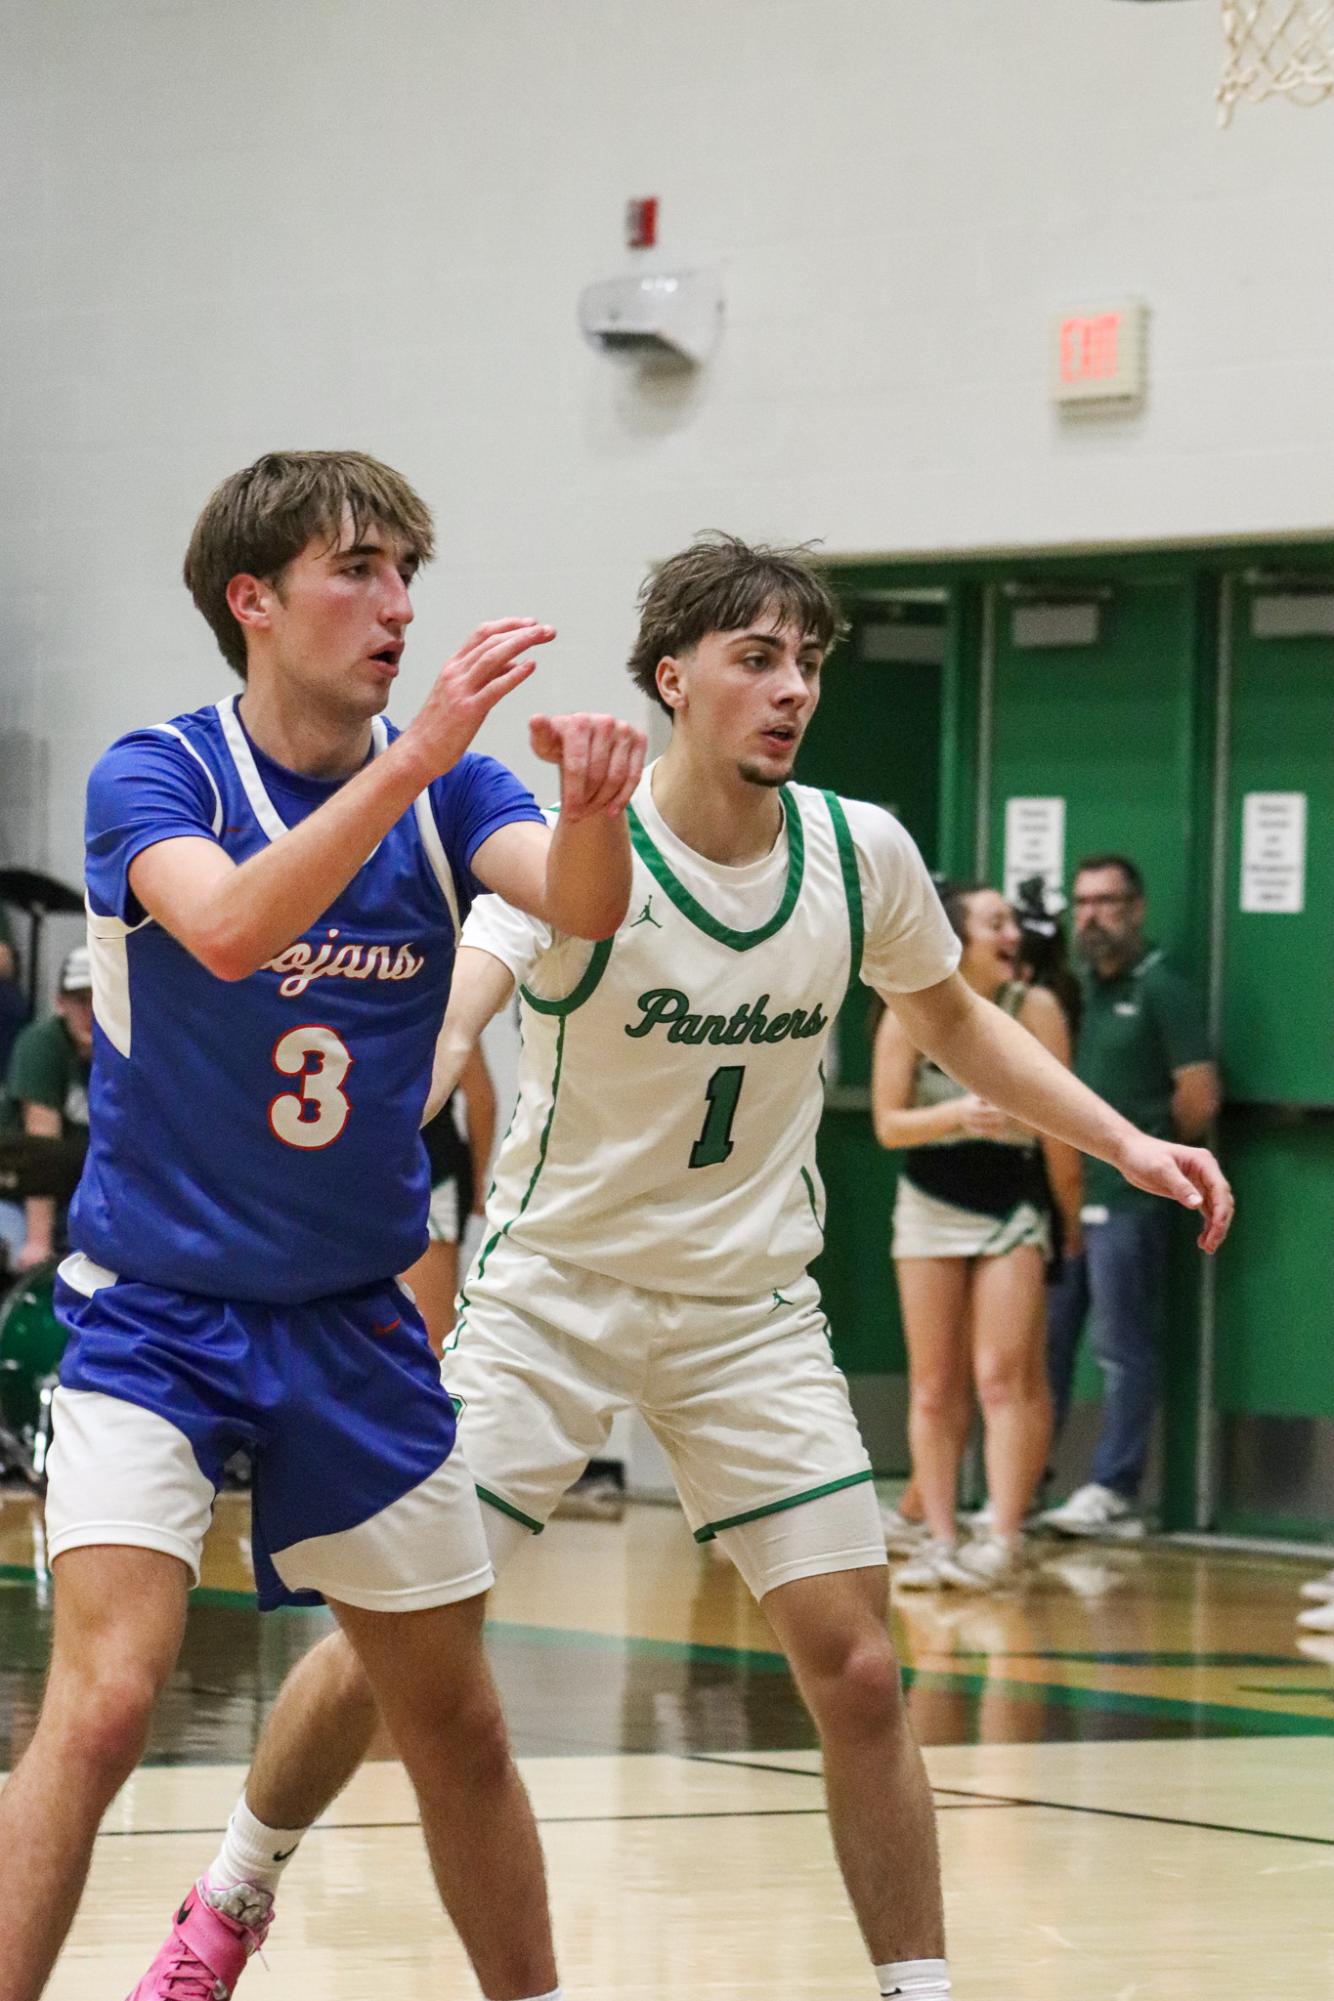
top-left (264, 930), bottom-right (427, 999)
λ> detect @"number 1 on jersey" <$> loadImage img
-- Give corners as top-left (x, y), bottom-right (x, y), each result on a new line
top-left (689, 1065), bottom-right (744, 1169)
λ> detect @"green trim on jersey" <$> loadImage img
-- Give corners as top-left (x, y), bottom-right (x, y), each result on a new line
top-left (465, 935), bottom-right (611, 1305)
top-left (466, 1014), bottom-right (570, 1295)
top-left (477, 1484), bottom-right (545, 1534)
top-left (520, 937), bottom-right (614, 1017)
top-left (692, 1468), bottom-right (875, 1543)
top-left (626, 789), bottom-right (805, 952)
top-left (822, 790), bottom-right (864, 993)
top-left (799, 1166), bottom-right (823, 1233)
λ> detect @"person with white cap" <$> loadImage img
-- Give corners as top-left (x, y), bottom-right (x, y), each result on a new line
top-left (4, 943), bottom-right (94, 1271)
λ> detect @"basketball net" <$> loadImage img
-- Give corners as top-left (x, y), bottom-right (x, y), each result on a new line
top-left (1219, 1), bottom-right (1334, 120)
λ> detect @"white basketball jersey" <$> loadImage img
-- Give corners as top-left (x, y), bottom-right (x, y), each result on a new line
top-left (463, 770), bottom-right (959, 1299)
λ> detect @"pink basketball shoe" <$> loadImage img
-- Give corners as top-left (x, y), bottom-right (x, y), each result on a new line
top-left (127, 1878), bottom-right (273, 1999)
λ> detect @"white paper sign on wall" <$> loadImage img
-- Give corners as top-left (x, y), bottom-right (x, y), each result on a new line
top-left (1004, 797), bottom-right (1066, 904)
top-left (1240, 792), bottom-right (1307, 914)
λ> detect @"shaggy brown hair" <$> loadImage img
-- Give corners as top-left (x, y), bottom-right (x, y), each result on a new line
top-left (627, 533), bottom-right (844, 715)
top-left (183, 450), bottom-right (436, 677)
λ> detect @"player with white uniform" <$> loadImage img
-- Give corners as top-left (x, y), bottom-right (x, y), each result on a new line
top-left (0, 451), bottom-right (645, 2001)
top-left (450, 776), bottom-right (953, 1575)
top-left (128, 534), bottom-right (1233, 2001)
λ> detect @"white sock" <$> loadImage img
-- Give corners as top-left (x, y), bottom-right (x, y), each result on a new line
top-left (876, 1959), bottom-right (951, 1998)
top-left (207, 1795), bottom-right (309, 1896)
top-left (492, 1990), bottom-right (562, 2001)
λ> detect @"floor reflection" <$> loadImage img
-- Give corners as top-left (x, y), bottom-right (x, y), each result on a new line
top-left (3, 1486), bottom-right (1331, 1771)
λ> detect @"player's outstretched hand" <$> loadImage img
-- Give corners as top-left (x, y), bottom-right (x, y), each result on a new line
top-left (530, 713), bottom-right (647, 820)
top-left (1114, 1133), bottom-right (1234, 1253)
top-left (404, 621), bottom-right (556, 779)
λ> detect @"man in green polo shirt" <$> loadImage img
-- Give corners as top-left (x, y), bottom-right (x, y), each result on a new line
top-left (1041, 855), bottom-right (1220, 1536)
top-left (6, 944), bottom-right (93, 1272)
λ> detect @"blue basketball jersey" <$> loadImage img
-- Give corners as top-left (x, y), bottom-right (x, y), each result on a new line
top-left (72, 695), bottom-right (543, 1303)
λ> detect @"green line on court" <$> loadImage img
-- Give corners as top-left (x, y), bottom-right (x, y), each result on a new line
top-left (4, 1565), bottom-right (1332, 1735)
top-left (486, 1624), bottom-right (1334, 1730)
top-left (897, 1667), bottom-right (1334, 1737)
top-left (1237, 1684), bottom-right (1334, 1702)
top-left (954, 1649), bottom-right (1320, 1670)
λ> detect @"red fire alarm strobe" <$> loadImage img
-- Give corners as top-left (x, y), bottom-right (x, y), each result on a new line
top-left (625, 197), bottom-right (658, 251)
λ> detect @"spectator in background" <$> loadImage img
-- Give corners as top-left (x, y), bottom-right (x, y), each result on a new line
top-left (1013, 874), bottom-right (1081, 1042)
top-left (0, 911), bottom-right (29, 1266)
top-left (879, 875), bottom-right (1083, 1554)
top-left (0, 904), bottom-right (28, 1077)
top-left (872, 883), bottom-right (1082, 1590)
top-left (5, 944), bottom-right (93, 1272)
top-left (1041, 856), bottom-right (1219, 1539)
top-left (0, 905), bottom-right (19, 986)
top-left (403, 1045), bottom-right (496, 1353)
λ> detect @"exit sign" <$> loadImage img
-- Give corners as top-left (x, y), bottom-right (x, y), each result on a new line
top-left (1051, 299), bottom-right (1148, 409)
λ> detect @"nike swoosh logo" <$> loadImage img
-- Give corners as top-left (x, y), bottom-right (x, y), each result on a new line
top-left (372, 1318), bottom-right (401, 1335)
top-left (272, 1845), bottom-right (299, 1861)
top-left (175, 1898), bottom-right (193, 1925)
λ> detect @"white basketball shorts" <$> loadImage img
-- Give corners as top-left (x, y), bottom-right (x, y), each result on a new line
top-left (444, 1234), bottom-right (885, 1601)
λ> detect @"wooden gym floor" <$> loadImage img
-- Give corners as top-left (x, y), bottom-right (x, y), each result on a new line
top-left (2, 1488), bottom-right (1332, 1999)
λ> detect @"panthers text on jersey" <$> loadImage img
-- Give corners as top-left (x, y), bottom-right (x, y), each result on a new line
top-left (73, 695), bottom-right (544, 1302)
top-left (462, 768), bottom-right (960, 1299)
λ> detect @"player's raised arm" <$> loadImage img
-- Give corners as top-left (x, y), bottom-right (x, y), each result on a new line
top-left (130, 622), bottom-right (554, 980)
top-left (887, 971), bottom-right (1234, 1254)
top-left (469, 712), bottom-right (646, 940)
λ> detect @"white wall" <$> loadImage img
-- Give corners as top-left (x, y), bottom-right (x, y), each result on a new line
top-left (3, 0), bottom-right (1333, 880)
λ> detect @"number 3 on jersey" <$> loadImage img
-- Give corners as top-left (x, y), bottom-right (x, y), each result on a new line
top-left (269, 1026), bottom-right (353, 1149)
top-left (690, 1065), bottom-right (744, 1169)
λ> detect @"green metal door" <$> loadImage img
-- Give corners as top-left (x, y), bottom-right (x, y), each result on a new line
top-left (984, 573), bottom-right (1216, 1524)
top-left (985, 576), bottom-right (1213, 947)
top-left (1212, 578), bottom-right (1334, 1537)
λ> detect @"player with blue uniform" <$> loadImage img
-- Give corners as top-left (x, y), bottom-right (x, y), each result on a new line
top-left (0, 450), bottom-right (645, 2001)
top-left (60, 690), bottom-right (533, 1607)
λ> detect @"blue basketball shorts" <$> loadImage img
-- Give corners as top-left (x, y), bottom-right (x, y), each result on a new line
top-left (45, 1252), bottom-right (493, 1612)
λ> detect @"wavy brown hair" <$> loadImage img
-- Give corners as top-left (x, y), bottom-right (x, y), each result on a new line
top-left (627, 532), bottom-right (844, 715)
top-left (184, 450), bottom-right (436, 678)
